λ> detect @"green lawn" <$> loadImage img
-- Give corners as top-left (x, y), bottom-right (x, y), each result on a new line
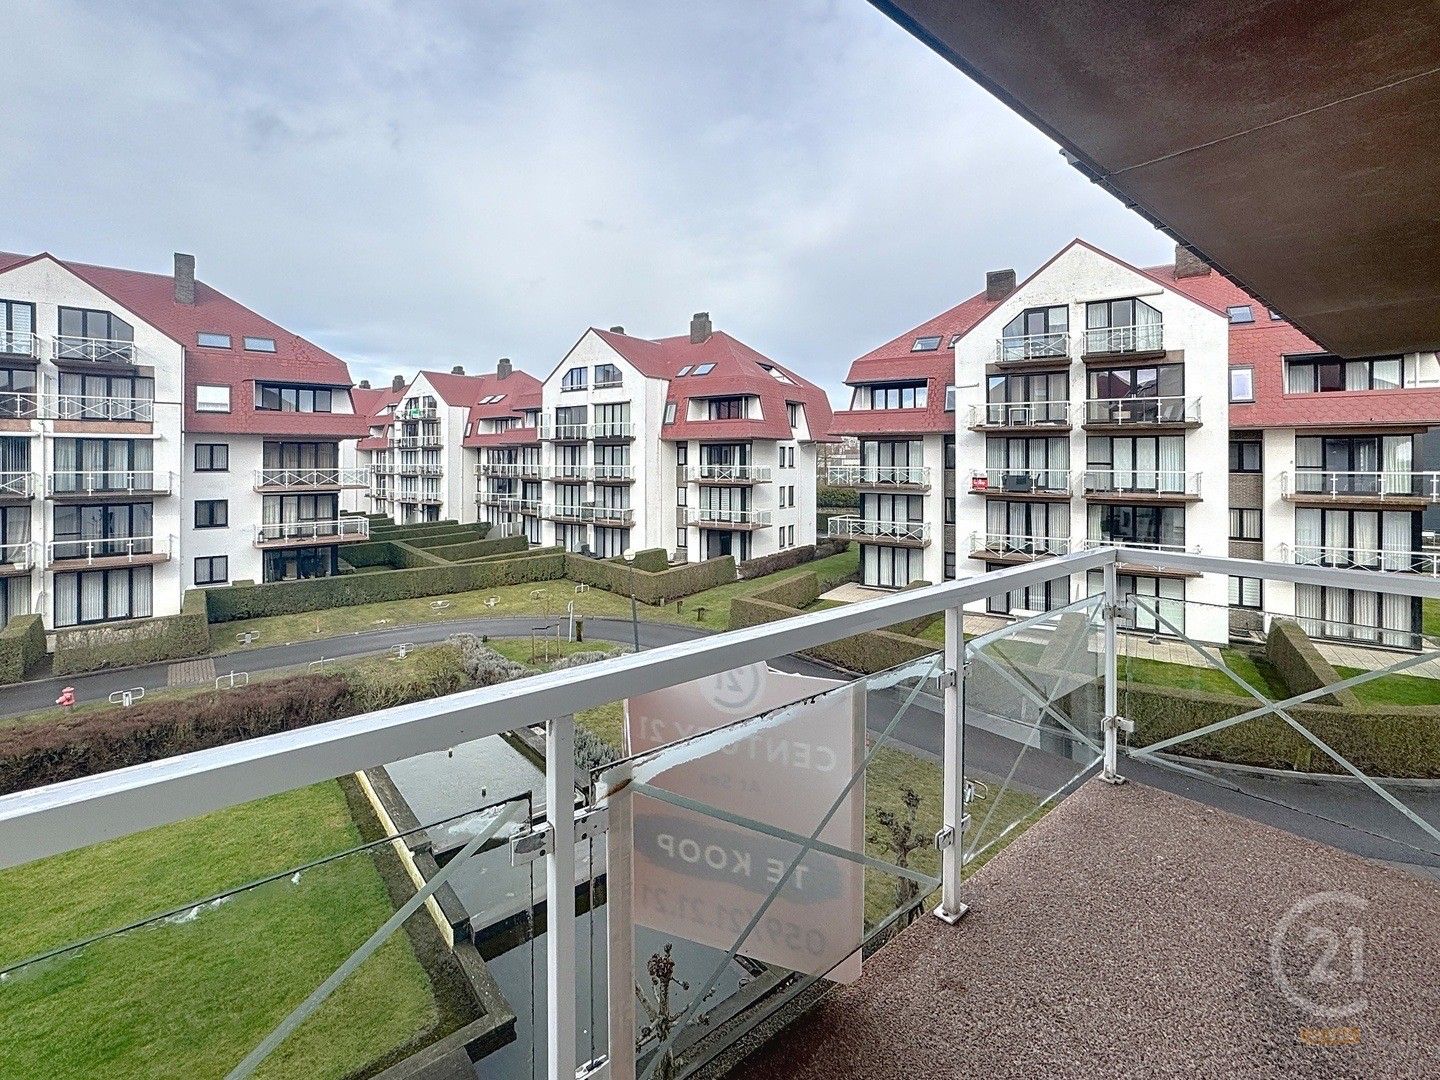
top-left (1335, 665), bottom-right (1440, 706)
top-left (0, 782), bottom-right (439, 1080)
top-left (677, 546), bottom-right (861, 631)
top-left (1120, 649), bottom-right (1288, 699)
top-left (1425, 597), bottom-right (1440, 640)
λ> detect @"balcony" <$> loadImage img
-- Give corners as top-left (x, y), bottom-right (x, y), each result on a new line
top-left (592, 464), bottom-right (636, 483)
top-left (592, 421), bottom-right (634, 441)
top-left (0, 391), bottom-right (40, 420)
top-left (823, 464), bottom-right (929, 490)
top-left (51, 336), bottom-right (137, 365)
top-left (52, 394), bottom-right (154, 423)
top-left (593, 375), bottom-right (624, 389)
top-left (0, 329), bottom-right (40, 361)
top-left (47, 471), bottom-right (173, 500)
top-left (967, 468), bottom-right (1072, 499)
top-left (0, 471), bottom-right (35, 500)
top-left (542, 422), bottom-right (590, 442)
top-left (546, 503), bottom-right (635, 526)
top-left (1081, 321), bottom-right (1165, 357)
top-left (371, 462), bottom-right (397, 476)
top-left (253, 467), bottom-right (371, 492)
top-left (827, 515), bottom-right (930, 546)
top-left (1082, 395), bottom-right (1201, 430)
top-left (966, 401), bottom-right (1071, 432)
top-left (1281, 470), bottom-right (1440, 507)
top-left (396, 462), bottom-right (444, 477)
top-left (479, 461), bottom-right (542, 480)
top-left (0, 541), bottom-right (35, 574)
top-left (397, 406), bottom-right (438, 421)
top-left (254, 518), bottom-right (370, 547)
top-left (393, 435), bottom-right (443, 450)
top-left (690, 463), bottom-right (775, 484)
top-left (1290, 543), bottom-right (1440, 575)
top-left (994, 331), bottom-right (1071, 364)
top-left (689, 506), bottom-right (773, 529)
top-left (3, 548), bottom-right (1439, 1080)
top-left (46, 534), bottom-right (171, 569)
top-left (489, 496), bottom-right (544, 516)
top-left (968, 531), bottom-right (1070, 562)
top-left (1082, 469), bottom-right (1201, 501)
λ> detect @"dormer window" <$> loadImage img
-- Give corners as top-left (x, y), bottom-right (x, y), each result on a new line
top-left (676, 365), bottom-right (692, 377)
top-left (197, 332), bottom-right (231, 348)
top-left (244, 336), bottom-right (277, 352)
top-left (866, 382), bottom-right (928, 409)
top-left (707, 397), bottom-right (746, 420)
top-left (663, 401), bottom-right (677, 424)
top-left (562, 368), bottom-right (588, 391)
top-left (1286, 354), bottom-right (1404, 393)
top-left (256, 384), bottom-right (334, 412)
top-left (912, 335), bottom-right (942, 352)
top-left (594, 363), bottom-right (622, 387)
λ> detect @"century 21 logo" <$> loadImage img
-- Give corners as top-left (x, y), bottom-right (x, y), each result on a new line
top-left (1270, 891), bottom-right (1368, 1020)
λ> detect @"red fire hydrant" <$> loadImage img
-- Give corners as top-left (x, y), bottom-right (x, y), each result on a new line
top-left (56, 686), bottom-right (76, 710)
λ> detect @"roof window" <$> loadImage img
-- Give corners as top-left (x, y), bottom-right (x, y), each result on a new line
top-left (676, 365), bottom-right (692, 377)
top-left (912, 335), bottom-right (942, 351)
top-left (197, 332), bottom-right (231, 348)
top-left (692, 363), bottom-right (715, 376)
top-left (1227, 305), bottom-right (1255, 324)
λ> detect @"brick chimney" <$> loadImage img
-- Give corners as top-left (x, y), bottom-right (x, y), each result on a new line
top-left (391, 374), bottom-right (405, 391)
top-left (985, 269), bottom-right (1016, 302)
top-left (609, 325), bottom-right (625, 334)
top-left (358, 379), bottom-right (371, 389)
top-left (689, 311), bottom-right (712, 344)
top-left (1174, 243), bottom-right (1212, 278)
top-left (174, 252), bottom-right (196, 304)
top-left (497, 357), bottom-right (512, 380)
top-left (451, 365), bottom-right (465, 375)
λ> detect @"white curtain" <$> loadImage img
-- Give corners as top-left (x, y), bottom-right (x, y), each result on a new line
top-left (1381, 511), bottom-right (1411, 571)
top-left (1382, 436), bottom-right (1412, 495)
top-left (1295, 584), bottom-right (1323, 635)
top-left (1381, 592), bottom-right (1412, 648)
top-left (1351, 512), bottom-right (1379, 566)
top-left (1324, 511), bottom-right (1349, 560)
top-left (1294, 509), bottom-right (1321, 555)
top-left (1350, 590), bottom-right (1379, 643)
top-left (1345, 361), bottom-right (1369, 390)
top-left (1158, 437), bottom-right (1184, 492)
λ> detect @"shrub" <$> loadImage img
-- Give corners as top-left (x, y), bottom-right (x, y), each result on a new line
top-left (749, 571), bottom-right (821, 610)
top-left (1265, 619), bottom-right (1361, 709)
top-left (204, 550), bottom-right (565, 622)
top-left (817, 484), bottom-right (859, 508)
top-left (728, 586), bottom-right (937, 675)
top-left (53, 591), bottom-right (211, 675)
top-left (423, 534), bottom-right (529, 563)
top-left (368, 520), bottom-right (462, 541)
top-left (0, 614), bottom-right (46, 685)
top-left (447, 634), bottom-right (529, 686)
top-left (737, 539), bottom-right (848, 579)
top-left (630, 548), bottom-right (671, 573)
top-left (565, 553), bottom-right (736, 605)
top-left (575, 725), bottom-right (620, 777)
top-left (551, 648), bottom-right (630, 670)
top-left (404, 525), bottom-right (493, 549)
top-left (346, 643), bottom-right (470, 713)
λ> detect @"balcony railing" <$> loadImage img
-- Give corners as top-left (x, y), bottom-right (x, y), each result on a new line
top-left (592, 421), bottom-right (634, 439)
top-left (0, 471), bottom-right (35, 498)
top-left (47, 471), bottom-right (173, 497)
top-left (393, 435), bottom-right (443, 450)
top-left (968, 468), bottom-right (1072, 495)
top-left (995, 331), bottom-right (1071, 363)
top-left (1083, 395), bottom-right (1200, 426)
top-left (479, 461), bottom-right (541, 478)
top-left (541, 422), bottom-right (591, 441)
top-left (592, 463), bottom-right (636, 481)
top-left (398, 406), bottom-right (438, 421)
top-left (690, 463), bottom-right (775, 483)
top-left (1082, 469), bottom-right (1201, 497)
top-left (47, 534), bottom-right (169, 565)
top-left (967, 401), bottom-right (1071, 429)
top-left (492, 496), bottom-right (544, 515)
top-left (1290, 543), bottom-right (1440, 575)
top-left (827, 516), bottom-right (930, 543)
top-left (53, 394), bottom-right (154, 422)
top-left (1082, 321), bottom-right (1164, 356)
top-left (254, 467), bottom-right (371, 489)
top-left (970, 531), bottom-right (1071, 558)
top-left (253, 518), bottom-right (370, 545)
top-left (52, 336), bottom-right (137, 364)
top-left (824, 464), bottom-right (929, 488)
top-left (396, 462), bottom-right (444, 477)
top-left (0, 329), bottom-right (40, 359)
top-left (1081, 536), bottom-right (1199, 555)
top-left (0, 541), bottom-right (35, 571)
top-left (593, 375), bottom-right (624, 389)
top-left (690, 506), bottom-right (772, 527)
top-left (1281, 469), bottom-right (1440, 502)
top-left (546, 503), bottom-right (635, 525)
top-left (0, 391), bottom-right (39, 419)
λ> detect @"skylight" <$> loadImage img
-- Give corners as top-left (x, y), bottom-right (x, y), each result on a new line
top-left (1227, 305), bottom-right (1255, 324)
top-left (244, 336), bottom-right (277, 352)
top-left (764, 366), bottom-right (794, 384)
top-left (692, 363), bottom-right (715, 375)
top-left (912, 336), bottom-right (942, 351)
top-left (197, 332), bottom-right (231, 348)
top-left (676, 365), bottom-right (692, 377)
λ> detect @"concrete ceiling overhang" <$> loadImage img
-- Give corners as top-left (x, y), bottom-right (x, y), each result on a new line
top-left (871, 0), bottom-right (1440, 357)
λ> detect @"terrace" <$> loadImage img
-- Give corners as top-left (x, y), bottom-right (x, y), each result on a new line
top-left (1, 548), bottom-right (1436, 1080)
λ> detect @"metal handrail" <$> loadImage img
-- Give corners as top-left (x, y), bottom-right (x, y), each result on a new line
top-left (47, 534), bottom-right (168, 564)
top-left (995, 331), bottom-right (1071, 363)
top-left (827, 516), bottom-right (930, 542)
top-left (546, 503), bottom-right (635, 524)
top-left (1082, 322), bottom-right (1164, 356)
top-left (52, 336), bottom-right (137, 364)
top-left (398, 406), bottom-right (438, 420)
top-left (254, 468), bottom-right (370, 488)
top-left (1290, 543), bottom-right (1440, 575)
top-left (1281, 469), bottom-right (1440, 501)
top-left (592, 421), bottom-right (634, 439)
top-left (0, 330), bottom-right (40, 358)
top-left (480, 461), bottom-right (542, 477)
top-left (971, 531), bottom-right (1070, 557)
top-left (1082, 536), bottom-right (1198, 554)
top-left (396, 463), bottom-right (444, 476)
top-left (968, 468), bottom-right (1072, 494)
top-left (824, 464), bottom-right (928, 487)
top-left (593, 464), bottom-right (636, 481)
top-left (1082, 469), bottom-right (1201, 497)
top-left (692, 506), bottom-right (772, 527)
top-left (393, 435), bottom-right (443, 449)
top-left (0, 541), bottom-right (35, 570)
top-left (0, 391), bottom-right (40, 419)
top-left (1083, 395), bottom-right (1200, 425)
top-left (47, 471), bottom-right (173, 496)
top-left (542, 422), bottom-right (591, 441)
top-left (0, 472), bottom-right (35, 498)
top-left (253, 518), bottom-right (370, 544)
top-left (691, 463), bottom-right (775, 483)
top-left (53, 394), bottom-right (154, 422)
top-left (967, 401), bottom-right (1071, 428)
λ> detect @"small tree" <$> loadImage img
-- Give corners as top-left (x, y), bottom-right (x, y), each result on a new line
top-left (869, 786), bottom-right (926, 926)
top-left (634, 943), bottom-right (716, 1080)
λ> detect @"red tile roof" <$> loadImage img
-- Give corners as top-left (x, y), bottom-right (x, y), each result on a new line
top-left (593, 328), bottom-right (836, 442)
top-left (460, 367), bottom-right (543, 448)
top-left (0, 250), bottom-right (367, 438)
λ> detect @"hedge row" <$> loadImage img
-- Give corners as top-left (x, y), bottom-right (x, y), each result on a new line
top-left (1266, 619), bottom-right (1361, 709)
top-left (737, 539), bottom-right (849, 580)
top-left (53, 591), bottom-right (211, 675)
top-left (1123, 682), bottom-right (1440, 779)
top-left (0, 615), bottom-right (46, 685)
top-left (423, 534), bottom-right (529, 563)
top-left (728, 594), bottom-right (938, 674)
top-left (369, 520), bottom-right (461, 541)
top-left (203, 550), bottom-right (566, 622)
top-left (566, 553), bottom-right (737, 605)
top-left (747, 570), bottom-right (822, 610)
top-left (629, 548), bottom-right (670, 573)
top-left (405, 525), bottom-right (494, 549)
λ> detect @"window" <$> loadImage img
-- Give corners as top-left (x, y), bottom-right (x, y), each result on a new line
top-left (707, 397), bottom-right (745, 421)
top-left (195, 556), bottom-right (229, 586)
top-left (0, 299), bottom-right (35, 351)
top-left (676, 365), bottom-right (692, 377)
top-left (53, 566), bottom-right (152, 627)
top-left (676, 528), bottom-right (688, 549)
top-left (1000, 306), bottom-right (1069, 360)
top-left (944, 436), bottom-right (956, 471)
top-left (243, 336), bottom-right (277, 352)
top-left (675, 443), bottom-right (687, 465)
top-left (866, 382), bottom-right (928, 410)
top-left (562, 368), bottom-right (588, 391)
top-left (256, 384), bottom-right (333, 412)
top-left (944, 385), bottom-right (956, 411)
top-left (944, 551), bottom-right (957, 580)
top-left (595, 363), bottom-right (622, 387)
top-left (1229, 576), bottom-right (1262, 609)
top-left (197, 332), bottom-right (231, 348)
top-left (663, 401), bottom-right (677, 424)
top-left (194, 443), bottom-right (229, 471)
top-left (1269, 309), bottom-right (1284, 321)
top-left (1229, 508), bottom-right (1262, 541)
top-left (912, 335), bottom-right (942, 352)
top-left (788, 524), bottom-right (795, 545)
top-left (1084, 297), bottom-right (1161, 354)
top-left (945, 497), bottom-right (956, 525)
top-left (57, 307), bottom-right (134, 357)
top-left (194, 499), bottom-right (228, 529)
top-left (195, 384), bottom-right (230, 412)
top-left (1286, 354), bottom-right (1404, 393)
top-left (948, 334), bottom-right (963, 348)
top-left (1229, 366), bottom-right (1254, 402)
top-left (1229, 438), bottom-right (1262, 473)
top-left (787, 402), bottom-right (801, 427)
top-left (1227, 305), bottom-right (1254, 324)
top-left (692, 363), bottom-right (715, 376)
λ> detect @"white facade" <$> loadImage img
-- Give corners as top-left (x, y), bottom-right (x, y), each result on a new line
top-left (369, 373), bottom-right (476, 525)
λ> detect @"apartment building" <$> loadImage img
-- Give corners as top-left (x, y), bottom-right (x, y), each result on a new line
top-left (0, 250), bottom-right (368, 630)
top-left (509, 314), bottom-right (830, 562)
top-left (466, 359), bottom-right (545, 540)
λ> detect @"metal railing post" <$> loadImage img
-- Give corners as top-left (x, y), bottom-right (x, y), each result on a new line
top-left (1101, 561), bottom-right (1127, 785)
top-left (546, 715), bottom-right (577, 1080)
top-left (600, 763), bottom-right (636, 1080)
top-left (934, 605), bottom-right (969, 924)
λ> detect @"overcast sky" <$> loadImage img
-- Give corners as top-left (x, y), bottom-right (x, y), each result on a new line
top-left (3, 0), bottom-right (1169, 403)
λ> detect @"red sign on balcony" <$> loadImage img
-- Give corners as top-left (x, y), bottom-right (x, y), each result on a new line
top-left (970, 474), bottom-right (989, 492)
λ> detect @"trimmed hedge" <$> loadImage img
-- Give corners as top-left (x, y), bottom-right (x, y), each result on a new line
top-left (737, 539), bottom-right (849, 580)
top-left (0, 614), bottom-right (46, 685)
top-left (424, 534), bottom-right (529, 563)
top-left (368, 520), bottom-right (462, 541)
top-left (1123, 682), bottom-right (1440, 779)
top-left (1266, 619), bottom-right (1361, 709)
top-left (53, 591), bottom-right (211, 675)
top-left (817, 484), bottom-right (859, 508)
top-left (204, 550), bottom-right (566, 622)
top-left (565, 553), bottom-right (737, 605)
top-left (629, 548), bottom-right (671, 574)
top-left (748, 571), bottom-right (822, 611)
top-left (405, 525), bottom-right (494, 549)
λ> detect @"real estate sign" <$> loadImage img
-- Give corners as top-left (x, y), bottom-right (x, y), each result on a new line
top-left (624, 663), bottom-right (865, 983)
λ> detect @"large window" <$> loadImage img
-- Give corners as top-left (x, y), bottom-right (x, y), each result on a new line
top-left (54, 566), bottom-right (152, 627)
top-left (861, 544), bottom-right (924, 589)
top-left (1086, 435), bottom-right (1186, 493)
top-left (561, 368), bottom-right (588, 391)
top-left (57, 307), bottom-right (134, 359)
top-left (1092, 572), bottom-right (1185, 634)
top-left (1088, 503), bottom-right (1186, 550)
top-left (594, 363), bottom-right (622, 387)
top-left (53, 503), bottom-right (153, 560)
top-left (986, 566), bottom-right (1069, 615)
top-left (263, 547), bottom-right (338, 583)
top-left (56, 371), bottom-right (154, 420)
top-left (52, 438), bottom-right (153, 494)
top-left (1293, 507), bottom-right (1416, 568)
top-left (999, 306), bottom-right (1069, 360)
top-left (1229, 508), bottom-right (1262, 541)
top-left (1229, 438), bottom-right (1261, 473)
top-left (262, 441), bottom-right (340, 469)
top-left (983, 500), bottom-right (1069, 554)
top-left (707, 397), bottom-right (746, 420)
top-left (0, 299), bottom-right (35, 355)
top-left (860, 383), bottom-right (927, 410)
top-left (984, 436), bottom-right (1069, 492)
top-left (1294, 434), bottom-right (1413, 496)
top-left (1295, 583), bottom-right (1417, 649)
top-left (0, 366), bottom-right (37, 418)
top-left (1086, 363), bottom-right (1185, 422)
top-left (256, 384), bottom-right (333, 412)
top-left (1083, 297), bottom-right (1162, 354)
top-left (984, 371), bottom-right (1069, 425)
top-left (1286, 354), bottom-right (1404, 393)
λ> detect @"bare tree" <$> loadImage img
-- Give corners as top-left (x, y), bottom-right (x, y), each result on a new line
top-left (634, 943), bottom-right (716, 1080)
top-left (869, 786), bottom-right (925, 926)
